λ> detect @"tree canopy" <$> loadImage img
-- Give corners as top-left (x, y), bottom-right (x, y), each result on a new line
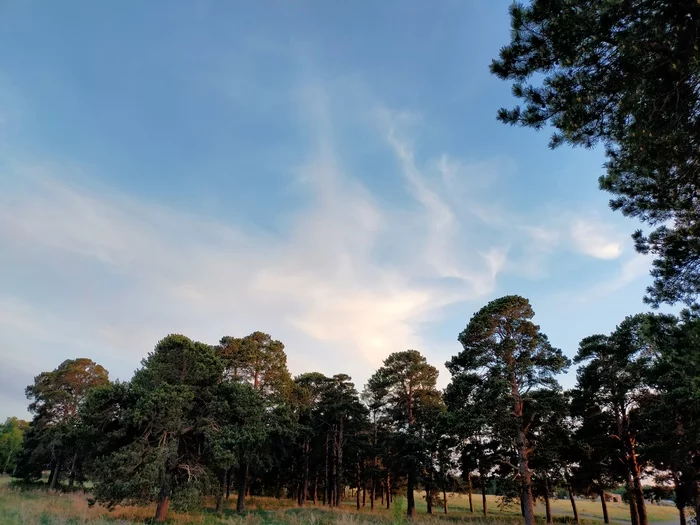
top-left (491, 0), bottom-right (700, 306)
top-left (10, 296), bottom-right (700, 524)
top-left (446, 295), bottom-right (569, 525)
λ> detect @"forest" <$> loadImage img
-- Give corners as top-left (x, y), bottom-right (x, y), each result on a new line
top-left (2, 295), bottom-right (700, 525)
top-left (4, 0), bottom-right (700, 524)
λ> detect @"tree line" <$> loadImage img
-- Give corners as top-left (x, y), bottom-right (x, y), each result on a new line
top-left (4, 2), bottom-right (700, 524)
top-left (7, 295), bottom-right (700, 525)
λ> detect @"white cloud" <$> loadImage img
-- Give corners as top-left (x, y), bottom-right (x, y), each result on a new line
top-left (0, 110), bottom-right (508, 398)
top-left (570, 218), bottom-right (623, 259)
top-left (0, 85), bottom-right (641, 420)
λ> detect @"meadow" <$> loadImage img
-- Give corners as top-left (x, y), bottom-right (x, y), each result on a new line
top-left (0, 476), bottom-right (681, 525)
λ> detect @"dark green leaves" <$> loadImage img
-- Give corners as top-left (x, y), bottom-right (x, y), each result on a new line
top-left (492, 0), bottom-right (700, 306)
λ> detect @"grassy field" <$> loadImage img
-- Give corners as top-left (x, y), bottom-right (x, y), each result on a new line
top-left (0, 477), bottom-right (681, 525)
top-left (442, 494), bottom-right (678, 524)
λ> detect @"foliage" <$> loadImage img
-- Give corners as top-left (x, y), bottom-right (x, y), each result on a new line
top-left (392, 495), bottom-right (406, 525)
top-left (87, 335), bottom-right (222, 517)
top-left (446, 295), bottom-right (569, 525)
top-left (9, 293), bottom-right (700, 525)
top-left (0, 418), bottom-right (28, 475)
top-left (219, 332), bottom-right (292, 400)
top-left (366, 350), bottom-right (441, 517)
top-left (491, 0), bottom-right (700, 306)
top-left (16, 358), bottom-right (109, 486)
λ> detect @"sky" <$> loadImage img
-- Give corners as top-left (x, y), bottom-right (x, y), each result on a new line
top-left (0, 1), bottom-right (665, 420)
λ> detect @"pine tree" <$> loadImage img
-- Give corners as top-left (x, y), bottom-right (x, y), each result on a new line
top-left (446, 296), bottom-right (569, 525)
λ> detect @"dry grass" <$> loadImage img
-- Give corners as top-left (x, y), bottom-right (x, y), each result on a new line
top-left (0, 486), bottom-right (204, 524)
top-left (0, 483), bottom-right (682, 525)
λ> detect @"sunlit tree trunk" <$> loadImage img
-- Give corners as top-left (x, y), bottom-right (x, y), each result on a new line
top-left (155, 484), bottom-right (170, 522)
top-left (628, 478), bottom-right (640, 525)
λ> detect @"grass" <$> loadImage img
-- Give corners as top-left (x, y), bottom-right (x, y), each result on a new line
top-left (0, 479), bottom-right (681, 525)
top-left (441, 493), bottom-right (679, 523)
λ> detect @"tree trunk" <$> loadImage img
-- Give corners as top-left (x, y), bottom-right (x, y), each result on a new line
top-left (155, 485), bottom-right (170, 522)
top-left (336, 417), bottom-right (343, 508)
top-left (68, 452), bottom-right (78, 488)
top-left (237, 462), bottom-right (249, 513)
top-left (544, 478), bottom-right (553, 525)
top-left (330, 426), bottom-right (337, 507)
top-left (481, 480), bottom-right (488, 517)
top-left (324, 435), bottom-right (329, 506)
top-left (313, 472), bottom-right (318, 505)
top-left (226, 467), bottom-right (233, 499)
top-left (49, 456), bottom-right (63, 490)
top-left (2, 445), bottom-right (15, 475)
top-left (356, 461), bottom-right (361, 510)
top-left (467, 473), bottom-right (473, 513)
top-left (679, 506), bottom-right (687, 525)
top-left (516, 426), bottom-right (535, 525)
top-left (619, 417), bottom-right (646, 525)
top-left (599, 488), bottom-right (610, 524)
top-left (216, 469), bottom-right (226, 513)
top-left (520, 487), bottom-right (526, 517)
top-left (362, 482), bottom-right (366, 507)
top-left (632, 468), bottom-right (649, 525)
top-left (628, 478), bottom-right (640, 525)
top-left (407, 468), bottom-right (416, 518)
top-left (386, 472), bottom-right (391, 509)
top-left (370, 474), bottom-right (375, 510)
top-left (300, 440), bottom-right (309, 507)
top-left (568, 484), bottom-right (580, 525)
top-left (330, 427), bottom-right (336, 507)
top-left (426, 486), bottom-right (432, 514)
top-left (630, 461), bottom-right (648, 525)
top-left (510, 369), bottom-right (535, 525)
top-left (443, 487), bottom-right (448, 514)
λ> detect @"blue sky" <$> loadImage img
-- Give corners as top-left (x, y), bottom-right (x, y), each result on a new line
top-left (0, 1), bottom-right (663, 419)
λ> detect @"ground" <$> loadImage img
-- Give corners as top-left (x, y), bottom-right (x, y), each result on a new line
top-left (0, 477), bottom-right (682, 525)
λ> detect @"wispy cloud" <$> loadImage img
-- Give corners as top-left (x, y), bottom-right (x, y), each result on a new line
top-left (0, 82), bottom-right (645, 419)
top-left (0, 98), bottom-right (507, 403)
top-left (570, 218), bottom-right (623, 260)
